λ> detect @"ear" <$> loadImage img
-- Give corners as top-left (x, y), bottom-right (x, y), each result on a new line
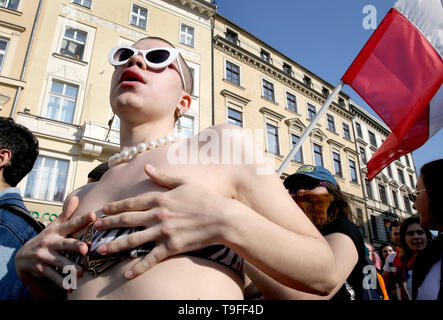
top-left (0, 149), bottom-right (12, 168)
top-left (178, 92), bottom-right (191, 115)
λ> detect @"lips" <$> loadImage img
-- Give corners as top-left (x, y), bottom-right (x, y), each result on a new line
top-left (119, 68), bottom-right (146, 84)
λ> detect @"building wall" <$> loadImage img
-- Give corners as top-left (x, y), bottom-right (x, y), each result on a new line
top-left (0, 0), bottom-right (40, 117)
top-left (351, 102), bottom-right (417, 247)
top-left (11, 0), bottom-right (214, 224)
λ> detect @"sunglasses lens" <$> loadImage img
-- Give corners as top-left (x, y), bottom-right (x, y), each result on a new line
top-left (408, 193), bottom-right (416, 202)
top-left (146, 49), bottom-right (171, 64)
top-left (114, 48), bottom-right (134, 62)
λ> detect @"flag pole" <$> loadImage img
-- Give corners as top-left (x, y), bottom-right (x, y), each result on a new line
top-left (277, 80), bottom-right (345, 176)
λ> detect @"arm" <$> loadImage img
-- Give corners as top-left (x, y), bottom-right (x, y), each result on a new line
top-left (95, 125), bottom-right (338, 295)
top-left (244, 232), bottom-right (358, 299)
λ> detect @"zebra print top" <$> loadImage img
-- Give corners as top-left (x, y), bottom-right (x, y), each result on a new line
top-left (67, 224), bottom-right (244, 280)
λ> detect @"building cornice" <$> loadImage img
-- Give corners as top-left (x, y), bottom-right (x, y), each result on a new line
top-left (214, 36), bottom-right (353, 120)
top-left (169, 0), bottom-right (216, 17)
top-left (350, 103), bottom-right (390, 135)
top-left (220, 89), bottom-right (251, 105)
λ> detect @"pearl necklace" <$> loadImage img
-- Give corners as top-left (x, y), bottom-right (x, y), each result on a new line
top-left (108, 133), bottom-right (179, 167)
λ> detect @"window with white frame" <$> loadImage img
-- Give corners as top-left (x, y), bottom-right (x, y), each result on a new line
top-left (45, 80), bottom-right (79, 123)
top-left (349, 159), bottom-right (358, 183)
top-left (392, 190), bottom-right (399, 208)
top-left (360, 147), bottom-right (367, 164)
top-left (180, 23), bottom-right (194, 47)
top-left (60, 27), bottom-right (87, 60)
top-left (0, 38), bottom-right (8, 72)
top-left (0, 0), bottom-right (19, 10)
top-left (378, 184), bottom-right (388, 204)
top-left (266, 123), bottom-right (279, 154)
top-left (260, 49), bottom-right (270, 63)
top-left (290, 134), bottom-right (303, 163)
top-left (262, 79), bottom-right (275, 101)
top-left (327, 114), bottom-right (336, 132)
top-left (130, 4), bottom-right (148, 29)
top-left (307, 103), bottom-right (316, 121)
top-left (343, 123), bottom-right (351, 140)
top-left (356, 122), bottom-right (363, 138)
top-left (225, 61), bottom-right (240, 86)
top-left (227, 107), bottom-right (242, 127)
top-left (286, 92), bottom-right (297, 113)
top-left (24, 156), bottom-right (70, 203)
top-left (73, 0), bottom-right (91, 8)
top-left (313, 143), bottom-right (323, 166)
top-left (175, 115), bottom-right (194, 139)
top-left (333, 152), bottom-right (342, 177)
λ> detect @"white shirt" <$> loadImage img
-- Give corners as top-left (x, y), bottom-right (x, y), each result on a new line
top-left (383, 252), bottom-right (397, 273)
top-left (417, 257), bottom-right (442, 300)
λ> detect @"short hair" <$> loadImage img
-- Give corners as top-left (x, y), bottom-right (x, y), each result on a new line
top-left (390, 220), bottom-right (401, 229)
top-left (420, 159), bottom-right (443, 225)
top-left (88, 162), bottom-right (109, 182)
top-left (0, 117), bottom-right (39, 187)
top-left (134, 36), bottom-right (194, 95)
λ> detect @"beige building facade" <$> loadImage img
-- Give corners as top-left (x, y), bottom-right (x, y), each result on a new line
top-left (213, 14), bottom-right (366, 230)
top-left (0, 0), bottom-right (41, 117)
top-left (10, 0), bottom-right (215, 224)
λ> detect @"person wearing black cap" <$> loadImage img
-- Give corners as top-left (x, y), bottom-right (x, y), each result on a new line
top-left (274, 165), bottom-right (371, 300)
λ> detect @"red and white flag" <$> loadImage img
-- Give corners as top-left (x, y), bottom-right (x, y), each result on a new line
top-left (342, 0), bottom-right (443, 180)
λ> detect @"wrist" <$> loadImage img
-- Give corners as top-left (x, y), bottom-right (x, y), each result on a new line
top-left (216, 198), bottom-right (248, 249)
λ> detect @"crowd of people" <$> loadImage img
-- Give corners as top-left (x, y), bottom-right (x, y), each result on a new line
top-left (0, 35), bottom-right (441, 301)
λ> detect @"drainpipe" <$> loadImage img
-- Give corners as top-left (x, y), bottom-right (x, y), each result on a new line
top-left (9, 0), bottom-right (44, 118)
top-left (211, 2), bottom-right (216, 126)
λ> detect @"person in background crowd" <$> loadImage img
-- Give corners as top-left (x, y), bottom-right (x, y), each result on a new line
top-left (393, 216), bottom-right (432, 300)
top-left (411, 159), bottom-right (443, 300)
top-left (365, 242), bottom-right (382, 271)
top-left (240, 165), bottom-right (368, 300)
top-left (87, 162), bottom-right (109, 184)
top-left (379, 243), bottom-right (394, 271)
top-left (0, 117), bottom-right (39, 300)
top-left (383, 220), bottom-right (401, 300)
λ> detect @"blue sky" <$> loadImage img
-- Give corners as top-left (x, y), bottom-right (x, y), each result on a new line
top-left (217, 0), bottom-right (443, 176)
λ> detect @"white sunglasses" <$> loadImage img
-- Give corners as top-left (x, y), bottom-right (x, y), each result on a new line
top-left (108, 46), bottom-right (187, 92)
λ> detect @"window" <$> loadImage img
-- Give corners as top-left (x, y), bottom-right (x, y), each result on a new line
top-left (327, 114), bottom-right (336, 132)
top-left (262, 79), bottom-right (275, 101)
top-left (368, 131), bottom-right (377, 147)
top-left (356, 122), bottom-right (363, 138)
top-left (379, 184), bottom-right (388, 204)
top-left (405, 154), bottom-right (411, 167)
top-left (227, 108), bottom-right (242, 127)
top-left (360, 147), bottom-right (367, 164)
top-left (291, 134), bottom-right (303, 163)
top-left (45, 80), bottom-right (78, 123)
top-left (313, 144), bottom-right (323, 166)
top-left (176, 115), bottom-right (194, 139)
top-left (338, 97), bottom-right (345, 107)
top-left (0, 0), bottom-right (19, 10)
top-left (343, 123), bottom-right (351, 140)
top-left (397, 169), bottom-right (405, 184)
top-left (286, 92), bottom-right (297, 112)
top-left (266, 123), bottom-right (279, 154)
top-left (387, 164), bottom-right (393, 178)
top-left (409, 174), bottom-right (415, 188)
top-left (73, 0), bottom-right (91, 8)
top-left (130, 4), bottom-right (148, 29)
top-left (260, 49), bottom-right (270, 63)
top-left (349, 159), bottom-right (358, 183)
top-left (180, 23), bottom-right (195, 47)
top-left (225, 61), bottom-right (240, 86)
top-left (365, 179), bottom-right (373, 199)
top-left (403, 196), bottom-right (412, 213)
top-left (322, 87), bottom-right (329, 98)
top-left (303, 75), bottom-right (312, 88)
top-left (333, 152), bottom-right (342, 178)
top-left (392, 190), bottom-right (399, 208)
top-left (60, 28), bottom-right (87, 60)
top-left (307, 104), bottom-right (316, 121)
top-left (282, 63), bottom-right (292, 76)
top-left (24, 156), bottom-right (69, 202)
top-left (225, 29), bottom-right (238, 44)
top-left (0, 38), bottom-right (8, 72)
